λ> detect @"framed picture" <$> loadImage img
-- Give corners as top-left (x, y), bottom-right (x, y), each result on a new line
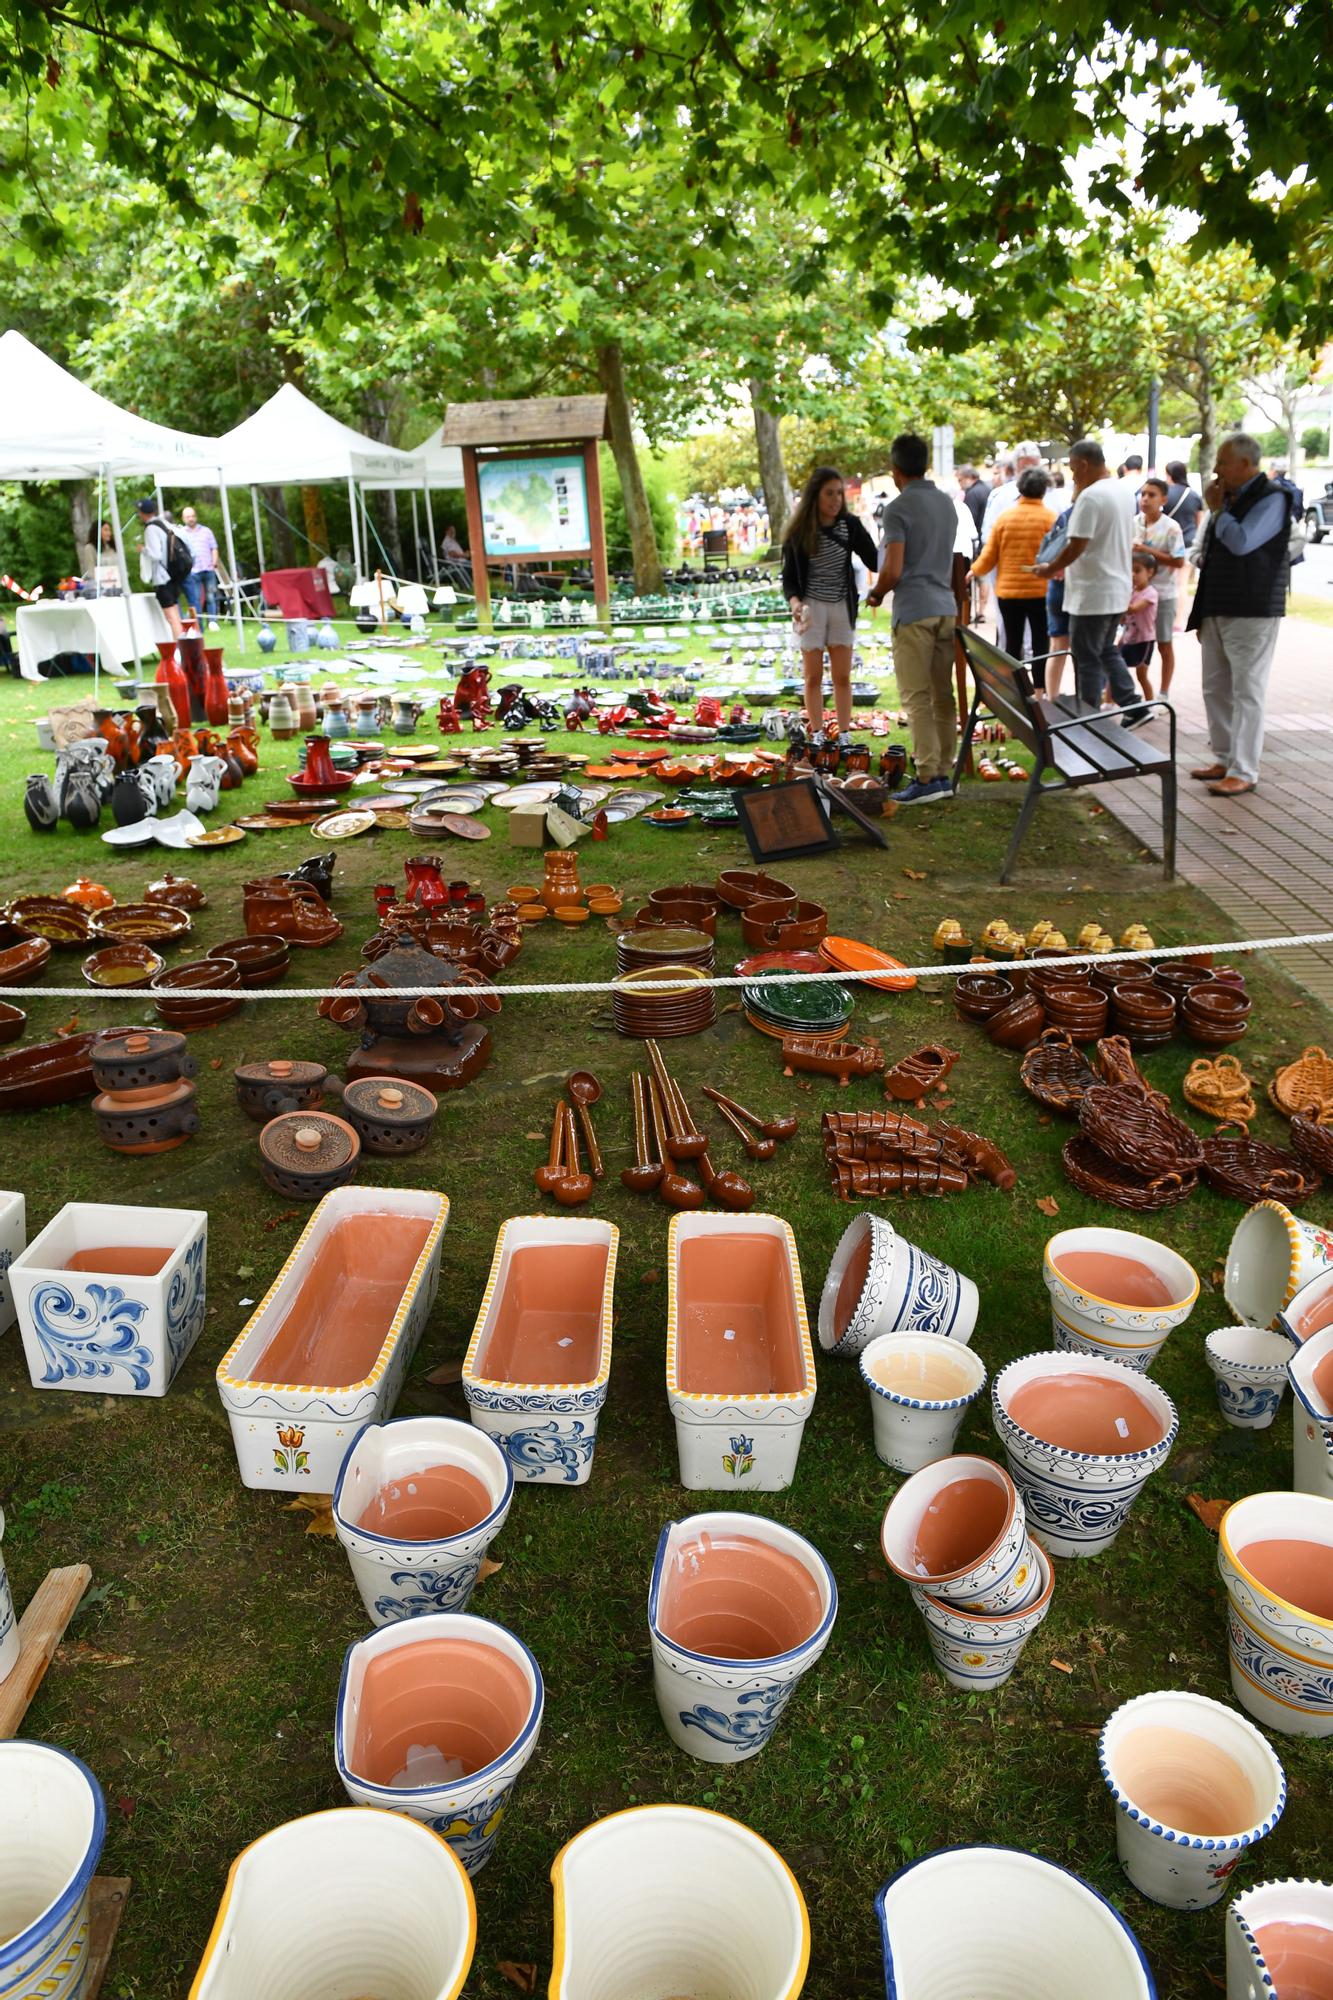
top-left (732, 779), bottom-right (841, 863)
top-left (478, 453), bottom-right (591, 556)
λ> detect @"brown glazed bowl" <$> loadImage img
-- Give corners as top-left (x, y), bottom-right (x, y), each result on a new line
top-left (649, 882), bottom-right (723, 919)
top-left (953, 972), bottom-right (1015, 1023)
top-left (92, 903), bottom-right (193, 947)
top-left (741, 898), bottom-right (828, 950)
top-left (714, 869), bottom-right (797, 911)
top-left (986, 993), bottom-right (1047, 1049)
top-left (0, 936), bottom-right (52, 987)
top-left (0, 1001), bottom-right (25, 1045)
top-left (81, 944), bottom-right (165, 991)
top-left (1025, 962), bottom-right (1092, 1005)
top-left (0, 1032), bottom-right (99, 1111)
top-left (207, 937), bottom-right (291, 988)
top-left (9, 899), bottom-right (92, 948)
top-left (1040, 984), bottom-right (1109, 1045)
top-left (1152, 963), bottom-right (1215, 1003)
top-left (1182, 983), bottom-right (1252, 1046)
top-left (152, 956), bottom-right (244, 1030)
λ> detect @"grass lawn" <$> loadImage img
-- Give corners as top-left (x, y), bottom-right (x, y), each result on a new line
top-left (1, 626), bottom-right (1329, 1999)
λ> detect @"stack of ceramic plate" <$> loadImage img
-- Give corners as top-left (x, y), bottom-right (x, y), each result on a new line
top-left (612, 963), bottom-right (716, 1039)
top-left (741, 973), bottom-right (854, 1041)
top-left (616, 926), bottom-right (715, 978)
top-left (818, 936), bottom-right (917, 993)
top-left (675, 789), bottom-right (740, 824)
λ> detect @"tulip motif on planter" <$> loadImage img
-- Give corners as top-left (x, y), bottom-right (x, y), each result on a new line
top-left (274, 1425), bottom-right (310, 1478)
top-left (722, 1435), bottom-right (755, 1479)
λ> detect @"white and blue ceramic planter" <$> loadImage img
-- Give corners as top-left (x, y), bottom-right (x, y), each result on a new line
top-left (8, 1201), bottom-right (206, 1398)
top-left (0, 1507), bottom-right (18, 1684)
top-left (0, 1742), bottom-right (105, 2000)
top-left (991, 1351), bottom-right (1178, 1558)
top-left (1044, 1225), bottom-right (1198, 1373)
top-left (335, 1612), bottom-right (543, 1877)
top-left (1100, 1689), bottom-right (1285, 1910)
top-left (876, 1846), bottom-right (1156, 1999)
top-left (332, 1417), bottom-right (513, 1626)
top-left (818, 1213), bottom-right (977, 1358)
top-left (911, 1542), bottom-right (1054, 1691)
top-left (1225, 1877), bottom-right (1333, 1999)
top-left (648, 1511), bottom-right (837, 1765)
top-left (881, 1455), bottom-right (1043, 1615)
top-left (1288, 1323), bottom-right (1333, 1498)
top-left (859, 1333), bottom-right (987, 1474)
top-left (0, 1189), bottom-right (24, 1337)
top-left (1206, 1326), bottom-right (1295, 1431)
top-left (1219, 1490), bottom-right (1333, 1737)
top-left (1226, 1200), bottom-right (1333, 1330)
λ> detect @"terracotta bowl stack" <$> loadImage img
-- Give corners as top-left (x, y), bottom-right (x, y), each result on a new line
top-left (616, 927), bottom-right (715, 979)
top-left (1152, 963), bottom-right (1216, 1006)
top-left (1110, 980), bottom-right (1175, 1048)
top-left (986, 992), bottom-right (1046, 1050)
top-left (1025, 962), bottom-right (1092, 1008)
top-left (612, 964), bottom-right (716, 1040)
top-left (1181, 983), bottom-right (1252, 1047)
top-left (152, 956), bottom-right (244, 1031)
top-left (1039, 983), bottom-right (1109, 1046)
top-left (952, 972), bottom-right (1015, 1024)
top-left (207, 936), bottom-right (291, 988)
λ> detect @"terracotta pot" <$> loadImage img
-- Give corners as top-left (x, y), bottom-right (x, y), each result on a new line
top-left (1219, 1491), bottom-right (1333, 1737)
top-left (341, 1077), bottom-right (438, 1154)
top-left (92, 1076), bottom-right (199, 1154)
top-left (257, 1111), bottom-right (360, 1199)
top-left (986, 993), bottom-right (1046, 1049)
top-left (234, 1058), bottom-right (328, 1121)
top-left (952, 972), bottom-right (1014, 1023)
top-left (1227, 1879), bottom-right (1333, 2000)
top-left (912, 1542), bottom-right (1054, 1693)
top-left (90, 1027), bottom-right (195, 1098)
top-left (881, 1454), bottom-right (1043, 1613)
top-left (817, 1213), bottom-right (979, 1355)
top-left (1043, 1224), bottom-right (1199, 1372)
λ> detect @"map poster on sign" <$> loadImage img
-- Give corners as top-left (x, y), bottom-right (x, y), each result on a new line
top-left (478, 453), bottom-right (591, 556)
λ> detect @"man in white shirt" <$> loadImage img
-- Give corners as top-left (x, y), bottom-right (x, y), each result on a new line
top-left (1034, 439), bottom-right (1139, 714)
top-left (979, 441), bottom-right (1042, 543)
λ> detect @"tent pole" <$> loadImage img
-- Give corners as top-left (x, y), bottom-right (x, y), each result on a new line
top-left (347, 476), bottom-right (362, 578)
top-left (105, 467), bottom-right (138, 676)
top-left (410, 491), bottom-right (421, 580)
top-left (218, 478), bottom-right (245, 654)
top-left (361, 485), bottom-right (372, 579)
top-left (423, 482), bottom-right (439, 584)
top-left (251, 486), bottom-right (266, 576)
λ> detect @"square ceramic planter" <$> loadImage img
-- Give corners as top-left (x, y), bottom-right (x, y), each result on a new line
top-left (462, 1217), bottom-right (617, 1486)
top-left (667, 1213), bottom-right (816, 1491)
top-left (8, 1201), bottom-right (206, 1397)
top-left (0, 1190), bottom-right (24, 1337)
top-left (216, 1187), bottom-right (448, 1490)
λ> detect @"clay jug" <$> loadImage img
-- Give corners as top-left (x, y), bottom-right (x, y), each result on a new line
top-left (268, 687), bottom-right (297, 740)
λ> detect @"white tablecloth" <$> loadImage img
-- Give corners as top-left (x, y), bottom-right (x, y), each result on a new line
top-left (16, 596), bottom-right (172, 682)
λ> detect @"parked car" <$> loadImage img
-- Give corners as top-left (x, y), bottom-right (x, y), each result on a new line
top-left (1305, 480), bottom-right (1333, 543)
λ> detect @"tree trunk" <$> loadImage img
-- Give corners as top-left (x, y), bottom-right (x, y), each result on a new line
top-left (749, 382), bottom-right (793, 550)
top-left (1283, 398), bottom-right (1299, 469)
top-left (68, 481), bottom-right (93, 571)
top-left (597, 340), bottom-right (662, 593)
top-left (1196, 371), bottom-right (1218, 485)
top-left (301, 485), bottom-right (330, 566)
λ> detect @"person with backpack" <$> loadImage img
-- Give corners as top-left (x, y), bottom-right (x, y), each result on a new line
top-left (135, 496), bottom-right (190, 638)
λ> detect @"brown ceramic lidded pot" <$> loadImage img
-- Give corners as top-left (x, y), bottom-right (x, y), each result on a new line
top-left (341, 1077), bottom-right (439, 1155)
top-left (145, 873), bottom-right (208, 912)
top-left (258, 1111), bottom-right (361, 1199)
top-left (234, 1058), bottom-right (329, 1121)
top-left (92, 1077), bottom-right (200, 1155)
top-left (91, 1026), bottom-right (196, 1099)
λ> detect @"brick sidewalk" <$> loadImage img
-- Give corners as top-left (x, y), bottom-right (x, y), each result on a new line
top-left (1098, 614), bottom-right (1333, 1003)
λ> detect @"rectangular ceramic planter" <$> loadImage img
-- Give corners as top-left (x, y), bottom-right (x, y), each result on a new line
top-left (8, 1201), bottom-right (206, 1397)
top-left (0, 1190), bottom-right (24, 1337)
top-left (667, 1212), bottom-right (816, 1491)
top-left (462, 1216), bottom-right (618, 1486)
top-left (216, 1187), bottom-right (448, 1490)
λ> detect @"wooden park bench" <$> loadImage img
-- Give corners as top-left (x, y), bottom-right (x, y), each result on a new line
top-left (954, 627), bottom-right (1177, 883)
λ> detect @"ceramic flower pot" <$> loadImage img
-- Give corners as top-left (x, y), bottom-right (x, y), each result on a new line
top-left (332, 1416), bottom-right (512, 1624)
top-left (1205, 1327), bottom-right (1296, 1430)
top-left (0, 1188), bottom-right (24, 1337)
top-left (876, 1847), bottom-right (1156, 1999)
top-left (667, 1213), bottom-right (816, 1491)
top-left (910, 1541), bottom-right (1054, 1691)
top-left (1288, 1325), bottom-right (1333, 1497)
top-left (8, 1202), bottom-right (207, 1398)
top-left (881, 1454), bottom-right (1043, 1613)
top-left (1226, 1200), bottom-right (1333, 1330)
top-left (216, 1188), bottom-right (448, 1489)
top-left (1218, 1490), bottom-right (1333, 1736)
top-left (462, 1216), bottom-right (617, 1486)
top-left (991, 1351), bottom-right (1178, 1558)
top-left (0, 1742), bottom-right (105, 2000)
top-left (648, 1511), bottom-right (837, 1765)
top-left (817, 1213), bottom-right (978, 1358)
top-left (1101, 1689), bottom-right (1285, 1912)
top-left (1226, 1877), bottom-right (1333, 1999)
top-left (859, 1333), bottom-right (987, 1473)
top-left (334, 1612), bottom-right (542, 1876)
top-left (0, 1507), bottom-right (18, 1683)
top-left (189, 1808), bottom-right (475, 1999)
top-left (549, 1806), bottom-right (809, 2000)
top-left (1279, 1266), bottom-right (1333, 1345)
top-left (1043, 1225), bottom-right (1198, 1373)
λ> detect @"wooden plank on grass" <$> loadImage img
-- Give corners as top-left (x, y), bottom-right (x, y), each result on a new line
top-left (85, 1876), bottom-right (132, 1997)
top-left (0, 1562), bottom-right (92, 1737)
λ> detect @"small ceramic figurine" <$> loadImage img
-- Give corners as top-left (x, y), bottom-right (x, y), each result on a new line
top-left (782, 1035), bottom-right (885, 1085)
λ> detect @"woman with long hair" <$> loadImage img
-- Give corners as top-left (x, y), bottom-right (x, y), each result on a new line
top-left (780, 466), bottom-right (879, 747)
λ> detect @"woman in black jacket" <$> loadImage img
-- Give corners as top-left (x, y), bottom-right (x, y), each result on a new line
top-left (781, 466), bottom-right (879, 746)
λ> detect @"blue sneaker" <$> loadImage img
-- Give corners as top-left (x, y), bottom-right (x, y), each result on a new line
top-left (896, 776), bottom-right (952, 805)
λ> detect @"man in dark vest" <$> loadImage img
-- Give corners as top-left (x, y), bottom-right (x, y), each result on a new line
top-left (1187, 432), bottom-right (1294, 797)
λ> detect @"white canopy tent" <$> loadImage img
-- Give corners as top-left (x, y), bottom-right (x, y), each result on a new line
top-left (357, 427), bottom-right (466, 582)
top-left (0, 328), bottom-right (242, 674)
top-left (173, 382), bottom-right (421, 582)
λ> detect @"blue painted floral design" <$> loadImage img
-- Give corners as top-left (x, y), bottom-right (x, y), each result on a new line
top-left (164, 1233), bottom-right (206, 1375)
top-left (497, 1419), bottom-right (596, 1482)
top-left (427, 1781), bottom-right (515, 1875)
top-left (373, 1561), bottom-right (480, 1622)
top-left (678, 1680), bottom-right (793, 1749)
top-left (28, 1281), bottom-right (154, 1390)
top-left (1216, 1380), bottom-right (1283, 1422)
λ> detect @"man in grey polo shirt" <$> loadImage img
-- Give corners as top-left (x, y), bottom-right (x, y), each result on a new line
top-left (867, 432), bottom-right (964, 804)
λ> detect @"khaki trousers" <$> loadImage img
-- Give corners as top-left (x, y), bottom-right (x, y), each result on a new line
top-left (893, 615), bottom-right (958, 780)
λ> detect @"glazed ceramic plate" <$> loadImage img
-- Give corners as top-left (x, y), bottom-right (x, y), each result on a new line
top-left (101, 821), bottom-right (160, 847)
top-left (388, 745), bottom-right (441, 763)
top-left (647, 811), bottom-right (694, 829)
top-left (262, 799), bottom-right (338, 820)
top-left (742, 975), bottom-right (855, 1027)
top-left (351, 792), bottom-right (416, 810)
top-left (312, 811), bottom-right (378, 840)
top-left (233, 813), bottom-right (298, 830)
top-left (437, 814), bottom-right (490, 840)
top-left (735, 950), bottom-right (828, 978)
top-left (819, 937), bottom-right (917, 993)
top-left (744, 1005), bottom-right (852, 1042)
top-left (188, 825), bottom-right (248, 848)
top-left (371, 810), bottom-right (412, 830)
top-left (501, 784), bottom-right (563, 810)
top-left (392, 778), bottom-right (454, 795)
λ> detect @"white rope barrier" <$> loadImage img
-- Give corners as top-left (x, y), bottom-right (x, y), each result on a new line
top-left (7, 930), bottom-right (1333, 1004)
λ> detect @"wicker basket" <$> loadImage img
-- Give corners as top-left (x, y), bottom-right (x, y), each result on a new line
top-left (1200, 1126), bottom-right (1321, 1205)
top-left (1062, 1132), bottom-right (1198, 1211)
top-left (1290, 1111), bottom-right (1333, 1178)
top-left (1079, 1083), bottom-right (1205, 1178)
top-left (1270, 1046), bottom-right (1333, 1121)
top-left (1095, 1035), bottom-right (1170, 1108)
top-left (1019, 1028), bottom-right (1096, 1116)
top-left (1182, 1054), bottom-right (1256, 1127)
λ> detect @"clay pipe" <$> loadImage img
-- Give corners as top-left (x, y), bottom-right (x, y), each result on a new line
top-left (645, 1040), bottom-right (707, 1158)
top-left (566, 1069), bottom-right (605, 1180)
top-left (621, 1072), bottom-right (664, 1192)
top-left (712, 1095), bottom-right (776, 1161)
top-left (698, 1149), bottom-right (756, 1211)
top-left (701, 1084), bottom-right (798, 1143)
top-left (553, 1104), bottom-right (593, 1207)
top-left (647, 1075), bottom-right (704, 1209)
top-left (535, 1100), bottom-right (568, 1195)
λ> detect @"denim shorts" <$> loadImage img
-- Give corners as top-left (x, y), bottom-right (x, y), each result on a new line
top-left (1045, 578), bottom-right (1068, 639)
top-left (794, 597), bottom-right (855, 651)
